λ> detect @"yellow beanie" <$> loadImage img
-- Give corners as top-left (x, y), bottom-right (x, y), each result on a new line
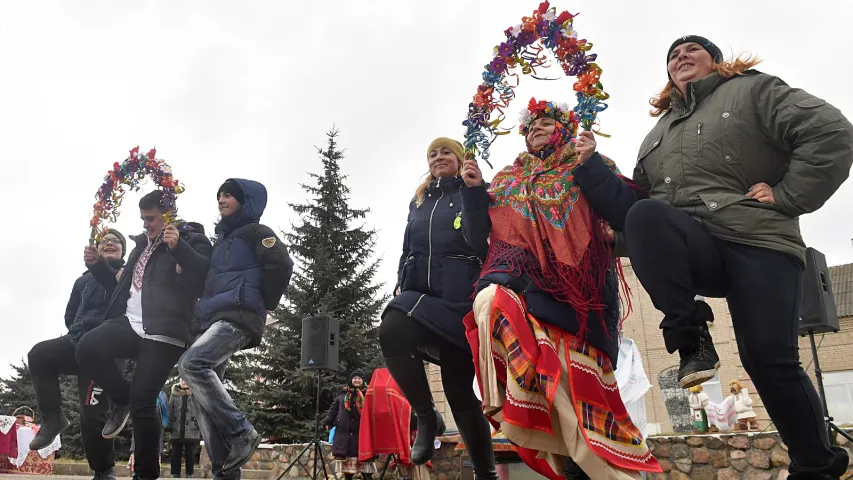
top-left (427, 137), bottom-right (464, 164)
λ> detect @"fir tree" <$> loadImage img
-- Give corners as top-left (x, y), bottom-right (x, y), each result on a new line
top-left (245, 128), bottom-right (388, 442)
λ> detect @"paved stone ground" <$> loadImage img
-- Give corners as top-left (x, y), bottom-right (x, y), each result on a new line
top-left (1, 477), bottom-right (127, 480)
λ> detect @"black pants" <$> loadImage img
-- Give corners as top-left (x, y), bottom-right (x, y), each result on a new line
top-left (170, 439), bottom-right (199, 476)
top-left (624, 199), bottom-right (835, 473)
top-left (76, 317), bottom-right (185, 480)
top-left (378, 308), bottom-right (480, 411)
top-left (28, 336), bottom-right (115, 473)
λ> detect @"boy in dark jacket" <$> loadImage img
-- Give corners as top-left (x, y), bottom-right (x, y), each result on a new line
top-left (178, 178), bottom-right (293, 478)
top-left (27, 230), bottom-right (127, 480)
top-left (76, 191), bottom-right (212, 480)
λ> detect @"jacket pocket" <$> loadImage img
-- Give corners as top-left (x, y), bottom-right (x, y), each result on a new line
top-left (694, 109), bottom-right (742, 165)
top-left (235, 277), bottom-right (247, 308)
top-left (794, 97), bottom-right (846, 128)
top-left (440, 255), bottom-right (482, 303)
top-left (636, 135), bottom-right (663, 186)
top-left (400, 255), bottom-right (428, 294)
top-left (697, 192), bottom-right (749, 212)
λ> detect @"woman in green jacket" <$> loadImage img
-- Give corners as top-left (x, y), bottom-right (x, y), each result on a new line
top-left (573, 35), bottom-right (853, 479)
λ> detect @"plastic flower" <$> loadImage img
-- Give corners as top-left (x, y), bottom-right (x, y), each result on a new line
top-left (517, 30), bottom-right (537, 46)
top-left (497, 41), bottom-right (514, 58)
top-left (489, 56), bottom-right (508, 73)
top-left (536, 19), bottom-right (551, 38)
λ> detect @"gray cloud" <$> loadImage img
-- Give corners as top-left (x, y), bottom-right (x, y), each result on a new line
top-left (2, 0), bottom-right (851, 376)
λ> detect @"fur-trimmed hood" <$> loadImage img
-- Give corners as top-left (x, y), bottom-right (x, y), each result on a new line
top-left (171, 383), bottom-right (192, 396)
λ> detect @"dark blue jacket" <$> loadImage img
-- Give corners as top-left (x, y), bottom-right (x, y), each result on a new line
top-left (195, 178), bottom-right (293, 348)
top-left (66, 259), bottom-right (125, 344)
top-left (385, 177), bottom-right (489, 358)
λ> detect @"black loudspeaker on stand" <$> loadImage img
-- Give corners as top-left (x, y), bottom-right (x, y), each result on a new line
top-left (798, 248), bottom-right (853, 448)
top-left (278, 315), bottom-right (340, 480)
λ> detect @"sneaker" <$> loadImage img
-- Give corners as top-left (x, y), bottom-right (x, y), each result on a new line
top-left (29, 411), bottom-right (69, 451)
top-left (101, 404), bottom-right (130, 439)
top-left (222, 428), bottom-right (262, 475)
top-left (92, 468), bottom-right (116, 480)
top-left (678, 330), bottom-right (720, 389)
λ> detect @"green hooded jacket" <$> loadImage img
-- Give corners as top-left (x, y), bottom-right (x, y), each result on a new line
top-left (631, 71), bottom-right (853, 265)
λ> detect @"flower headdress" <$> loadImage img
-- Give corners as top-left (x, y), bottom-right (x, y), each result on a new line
top-left (518, 97), bottom-right (577, 136)
top-left (462, 1), bottom-right (609, 167)
top-left (89, 146), bottom-right (184, 244)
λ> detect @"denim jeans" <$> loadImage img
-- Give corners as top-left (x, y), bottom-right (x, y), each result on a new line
top-left (178, 321), bottom-right (252, 480)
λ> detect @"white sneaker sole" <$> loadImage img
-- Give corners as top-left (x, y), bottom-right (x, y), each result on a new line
top-left (102, 411), bottom-right (130, 439)
top-left (678, 361), bottom-right (721, 389)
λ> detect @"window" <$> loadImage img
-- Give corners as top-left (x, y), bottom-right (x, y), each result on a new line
top-left (823, 370), bottom-right (853, 425)
top-left (702, 372), bottom-right (724, 405)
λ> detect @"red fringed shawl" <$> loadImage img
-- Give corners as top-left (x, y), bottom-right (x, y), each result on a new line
top-left (358, 368), bottom-right (414, 465)
top-left (483, 144), bottom-right (628, 334)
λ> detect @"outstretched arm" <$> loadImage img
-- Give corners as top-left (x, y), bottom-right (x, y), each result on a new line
top-left (169, 232), bottom-right (212, 296)
top-left (574, 152), bottom-right (648, 231)
top-left (460, 184), bottom-right (491, 257)
top-left (460, 157), bottom-right (491, 257)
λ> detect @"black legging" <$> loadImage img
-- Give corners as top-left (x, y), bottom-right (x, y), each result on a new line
top-left (379, 308), bottom-right (480, 412)
top-left (625, 199), bottom-right (835, 473)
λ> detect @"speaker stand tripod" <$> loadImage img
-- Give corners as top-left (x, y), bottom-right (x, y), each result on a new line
top-left (806, 330), bottom-right (853, 448)
top-left (277, 370), bottom-right (337, 480)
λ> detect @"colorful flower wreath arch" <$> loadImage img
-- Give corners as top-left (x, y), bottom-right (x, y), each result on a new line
top-left (462, 1), bottom-right (609, 166)
top-left (89, 146), bottom-right (184, 243)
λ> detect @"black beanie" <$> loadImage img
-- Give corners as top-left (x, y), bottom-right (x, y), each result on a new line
top-left (217, 179), bottom-right (244, 206)
top-left (350, 369), bottom-right (365, 383)
top-left (667, 35), bottom-right (724, 76)
top-left (103, 228), bottom-right (127, 259)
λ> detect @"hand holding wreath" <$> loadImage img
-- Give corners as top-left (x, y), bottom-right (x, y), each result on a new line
top-left (462, 158), bottom-right (484, 188)
top-left (575, 130), bottom-right (597, 164)
top-left (163, 224), bottom-right (180, 249)
top-left (83, 246), bottom-right (100, 265)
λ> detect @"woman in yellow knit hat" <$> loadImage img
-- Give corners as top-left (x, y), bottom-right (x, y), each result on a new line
top-left (379, 137), bottom-right (496, 480)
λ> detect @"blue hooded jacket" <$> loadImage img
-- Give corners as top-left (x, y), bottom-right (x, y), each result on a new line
top-left (195, 178), bottom-right (293, 348)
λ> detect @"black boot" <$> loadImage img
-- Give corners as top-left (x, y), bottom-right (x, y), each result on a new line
top-left (29, 410), bottom-right (69, 450)
top-left (829, 446), bottom-right (850, 478)
top-left (92, 467), bottom-right (116, 480)
top-left (677, 301), bottom-right (720, 389)
top-left (452, 407), bottom-right (496, 480)
top-left (788, 446), bottom-right (849, 480)
top-left (564, 458), bottom-right (589, 480)
top-left (385, 354), bottom-right (446, 464)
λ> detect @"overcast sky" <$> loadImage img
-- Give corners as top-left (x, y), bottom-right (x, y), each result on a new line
top-left (2, 0), bottom-right (852, 377)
